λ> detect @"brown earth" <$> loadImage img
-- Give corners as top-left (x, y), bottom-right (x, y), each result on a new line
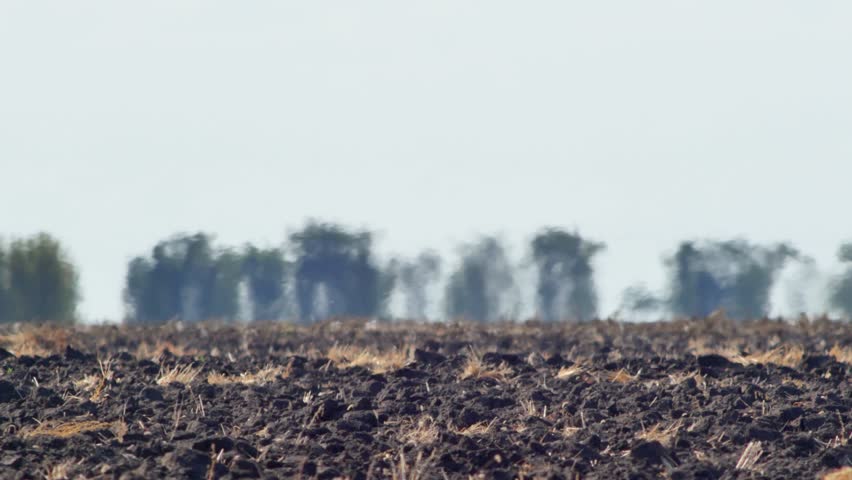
top-left (0, 317), bottom-right (850, 479)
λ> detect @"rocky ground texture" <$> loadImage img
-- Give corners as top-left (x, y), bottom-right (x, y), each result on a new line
top-left (0, 318), bottom-right (851, 479)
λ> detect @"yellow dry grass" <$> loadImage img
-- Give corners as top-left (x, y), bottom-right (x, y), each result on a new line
top-left (735, 441), bottom-right (763, 472)
top-left (609, 368), bottom-right (638, 384)
top-left (824, 467), bottom-right (852, 480)
top-left (325, 345), bottom-right (411, 374)
top-left (689, 341), bottom-right (808, 368)
top-left (556, 365), bottom-right (585, 379)
top-left (157, 364), bottom-right (201, 386)
top-left (0, 326), bottom-right (69, 357)
top-left (73, 357), bottom-right (113, 403)
top-left (207, 364), bottom-right (288, 386)
top-left (459, 349), bottom-right (513, 382)
top-left (452, 420), bottom-right (494, 437)
top-left (398, 416), bottom-right (440, 445)
top-left (24, 420), bottom-right (125, 440)
top-left (135, 340), bottom-right (197, 360)
top-left (830, 345), bottom-right (852, 364)
top-left (638, 419), bottom-right (683, 447)
top-left (741, 345), bottom-right (804, 368)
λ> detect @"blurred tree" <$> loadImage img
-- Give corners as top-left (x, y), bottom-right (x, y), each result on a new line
top-left (124, 233), bottom-right (244, 323)
top-left (829, 242), bottom-right (852, 318)
top-left (290, 222), bottom-right (392, 321)
top-left (0, 243), bottom-right (7, 321)
top-left (0, 234), bottom-right (79, 323)
top-left (666, 239), bottom-right (799, 319)
top-left (242, 246), bottom-right (288, 321)
top-left (531, 229), bottom-right (605, 321)
top-left (618, 284), bottom-right (664, 319)
top-left (391, 251), bottom-right (442, 319)
top-left (445, 236), bottom-right (518, 322)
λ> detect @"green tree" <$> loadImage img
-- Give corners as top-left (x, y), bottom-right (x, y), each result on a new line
top-left (531, 228), bottom-right (605, 321)
top-left (0, 234), bottom-right (79, 323)
top-left (445, 237), bottom-right (517, 322)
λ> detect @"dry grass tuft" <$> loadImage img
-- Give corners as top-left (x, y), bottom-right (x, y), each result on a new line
top-left (830, 345), bottom-right (852, 365)
top-left (0, 326), bottom-right (69, 357)
top-left (824, 467), bottom-right (852, 480)
top-left (207, 364), bottom-right (288, 386)
top-left (325, 345), bottom-right (411, 374)
top-left (452, 420), bottom-right (494, 437)
top-left (735, 441), bottom-right (764, 472)
top-left (609, 368), bottom-right (637, 384)
top-left (135, 340), bottom-right (196, 360)
top-left (638, 419), bottom-right (683, 447)
top-left (742, 345), bottom-right (804, 368)
top-left (459, 349), bottom-right (513, 382)
top-left (556, 365), bottom-right (585, 379)
top-left (73, 357), bottom-right (113, 403)
top-left (399, 416), bottom-right (439, 445)
top-left (24, 420), bottom-right (124, 439)
top-left (157, 364), bottom-right (201, 386)
top-left (690, 340), bottom-right (811, 368)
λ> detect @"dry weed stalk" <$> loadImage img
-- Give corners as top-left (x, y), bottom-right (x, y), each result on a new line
top-left (207, 364), bottom-right (288, 386)
top-left (73, 357), bottom-right (114, 403)
top-left (157, 364), bottom-right (201, 386)
top-left (42, 460), bottom-right (78, 480)
top-left (325, 345), bottom-right (411, 374)
top-left (389, 450), bottom-right (428, 480)
top-left (735, 441), bottom-right (763, 471)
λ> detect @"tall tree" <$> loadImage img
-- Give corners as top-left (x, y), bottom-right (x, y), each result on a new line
top-left (290, 222), bottom-right (392, 321)
top-left (124, 233), bottom-right (244, 323)
top-left (445, 236), bottom-right (518, 322)
top-left (531, 228), bottom-right (605, 321)
top-left (666, 239), bottom-right (799, 319)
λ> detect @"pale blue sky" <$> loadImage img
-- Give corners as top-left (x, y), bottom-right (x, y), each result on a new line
top-left (2, 2), bottom-right (851, 320)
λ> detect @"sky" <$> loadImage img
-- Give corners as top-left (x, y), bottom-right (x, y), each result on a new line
top-left (1, 2), bottom-right (851, 321)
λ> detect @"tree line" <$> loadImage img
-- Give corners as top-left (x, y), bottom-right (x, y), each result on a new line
top-left (6, 222), bottom-right (852, 324)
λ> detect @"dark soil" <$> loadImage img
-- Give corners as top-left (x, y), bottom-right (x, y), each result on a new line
top-left (0, 318), bottom-right (850, 479)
